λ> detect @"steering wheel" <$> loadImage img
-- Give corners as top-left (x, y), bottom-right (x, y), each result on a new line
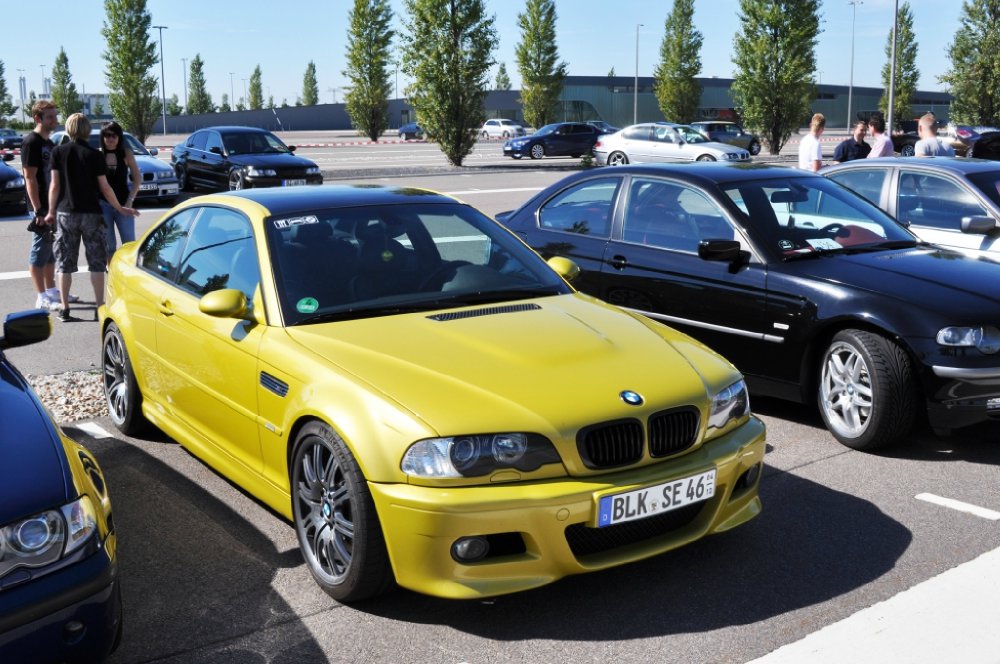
top-left (419, 261), bottom-right (471, 291)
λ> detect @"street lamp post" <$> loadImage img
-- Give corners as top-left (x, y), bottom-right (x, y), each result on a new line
top-left (181, 58), bottom-right (188, 114)
top-left (152, 25), bottom-right (168, 135)
top-left (847, 0), bottom-right (862, 129)
top-left (229, 73), bottom-right (235, 110)
top-left (634, 23), bottom-right (643, 125)
top-left (17, 69), bottom-right (25, 122)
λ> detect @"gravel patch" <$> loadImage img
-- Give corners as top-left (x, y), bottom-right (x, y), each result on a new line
top-left (26, 370), bottom-right (108, 422)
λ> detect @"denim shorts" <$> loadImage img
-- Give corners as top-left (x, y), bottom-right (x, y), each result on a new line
top-left (54, 212), bottom-right (108, 273)
top-left (28, 228), bottom-right (56, 266)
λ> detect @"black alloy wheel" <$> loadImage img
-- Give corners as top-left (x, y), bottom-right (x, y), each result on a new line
top-left (102, 323), bottom-right (149, 436)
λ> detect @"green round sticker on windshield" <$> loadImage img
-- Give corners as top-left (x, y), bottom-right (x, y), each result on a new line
top-left (296, 297), bottom-right (319, 313)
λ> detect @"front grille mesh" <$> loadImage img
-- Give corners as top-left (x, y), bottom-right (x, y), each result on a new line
top-left (565, 503), bottom-right (704, 557)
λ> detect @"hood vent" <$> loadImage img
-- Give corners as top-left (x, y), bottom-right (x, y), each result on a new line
top-left (427, 303), bottom-right (541, 322)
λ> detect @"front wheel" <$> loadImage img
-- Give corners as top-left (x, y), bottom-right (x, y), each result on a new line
top-left (175, 165), bottom-right (191, 192)
top-left (291, 422), bottom-right (394, 602)
top-left (529, 144), bottom-right (545, 159)
top-left (696, 154), bottom-right (717, 162)
top-left (228, 169), bottom-right (245, 191)
top-left (608, 151), bottom-right (629, 166)
top-left (102, 323), bottom-right (149, 436)
top-left (818, 329), bottom-right (916, 450)
top-left (748, 140), bottom-right (761, 156)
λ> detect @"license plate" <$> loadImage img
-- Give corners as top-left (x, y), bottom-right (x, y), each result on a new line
top-left (597, 469), bottom-right (716, 527)
top-left (283, 179), bottom-right (306, 186)
top-left (139, 183), bottom-right (157, 191)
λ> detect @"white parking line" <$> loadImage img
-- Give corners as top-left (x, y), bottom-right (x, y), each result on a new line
top-left (915, 493), bottom-right (1000, 520)
top-left (747, 546), bottom-right (1000, 663)
top-left (1, 266), bottom-right (89, 281)
top-left (74, 422), bottom-right (113, 439)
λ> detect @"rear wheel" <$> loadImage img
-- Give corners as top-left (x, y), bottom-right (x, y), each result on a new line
top-left (530, 144), bottom-right (545, 159)
top-left (818, 329), bottom-right (917, 450)
top-left (608, 151), bottom-right (629, 166)
top-left (102, 324), bottom-right (149, 436)
top-left (291, 421), bottom-right (394, 602)
top-left (900, 143), bottom-right (916, 157)
top-left (480, 130), bottom-right (489, 140)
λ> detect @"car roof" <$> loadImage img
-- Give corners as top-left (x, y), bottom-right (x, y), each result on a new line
top-left (199, 126), bottom-right (272, 134)
top-left (824, 156), bottom-right (1000, 176)
top-left (550, 162), bottom-right (816, 189)
top-left (191, 184), bottom-right (461, 217)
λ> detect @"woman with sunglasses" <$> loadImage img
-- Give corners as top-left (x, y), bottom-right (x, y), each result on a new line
top-left (99, 121), bottom-right (140, 253)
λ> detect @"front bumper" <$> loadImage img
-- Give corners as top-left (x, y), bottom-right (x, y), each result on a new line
top-left (370, 416), bottom-right (765, 599)
top-left (924, 363), bottom-right (1000, 430)
top-left (244, 174), bottom-right (324, 189)
top-left (135, 181), bottom-right (179, 202)
top-left (0, 186), bottom-right (26, 209)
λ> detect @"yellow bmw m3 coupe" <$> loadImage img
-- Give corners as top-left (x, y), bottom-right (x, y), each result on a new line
top-left (99, 185), bottom-right (765, 601)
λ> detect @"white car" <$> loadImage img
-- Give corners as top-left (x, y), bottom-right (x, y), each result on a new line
top-left (594, 122), bottom-right (752, 166)
top-left (480, 118), bottom-right (525, 139)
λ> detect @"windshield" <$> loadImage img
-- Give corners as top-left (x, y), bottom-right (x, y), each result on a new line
top-left (675, 125), bottom-right (709, 143)
top-left (266, 201), bottom-right (571, 325)
top-left (84, 132), bottom-right (151, 156)
top-left (535, 124), bottom-right (559, 136)
top-left (222, 132), bottom-right (290, 155)
top-left (722, 175), bottom-right (918, 260)
top-left (965, 171), bottom-right (1000, 209)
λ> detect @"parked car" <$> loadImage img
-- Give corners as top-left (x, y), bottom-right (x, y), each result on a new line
top-left (970, 131), bottom-right (1000, 160)
top-left (171, 126), bottom-right (323, 192)
top-left (0, 128), bottom-right (23, 150)
top-left (0, 309), bottom-right (122, 661)
top-left (52, 129), bottom-right (179, 205)
top-left (100, 185), bottom-right (765, 601)
top-left (822, 157), bottom-right (1000, 257)
top-left (0, 153), bottom-right (26, 215)
top-left (479, 118), bottom-right (525, 139)
top-left (594, 123), bottom-right (752, 166)
top-left (502, 122), bottom-right (602, 160)
top-left (891, 123), bottom-right (985, 157)
top-left (585, 120), bottom-right (621, 134)
top-left (498, 162), bottom-right (1000, 451)
top-left (689, 121), bottom-right (762, 156)
top-left (398, 122), bottom-right (423, 140)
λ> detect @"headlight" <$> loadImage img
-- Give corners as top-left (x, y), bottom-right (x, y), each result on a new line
top-left (155, 170), bottom-right (174, 180)
top-left (246, 166), bottom-right (277, 177)
top-left (5, 177), bottom-right (24, 188)
top-left (401, 433), bottom-right (561, 478)
top-left (0, 496), bottom-right (98, 578)
top-left (707, 379), bottom-right (750, 430)
top-left (306, 166), bottom-right (321, 175)
top-left (937, 326), bottom-right (1000, 354)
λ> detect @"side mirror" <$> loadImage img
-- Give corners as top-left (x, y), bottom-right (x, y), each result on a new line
top-left (287, 145), bottom-right (297, 152)
top-left (0, 310), bottom-right (51, 351)
top-left (547, 256), bottom-right (581, 282)
top-left (210, 146), bottom-right (223, 155)
top-left (961, 215), bottom-right (998, 235)
top-left (698, 239), bottom-right (749, 272)
top-left (2, 153), bottom-right (14, 162)
top-left (199, 289), bottom-right (250, 319)
top-left (147, 147), bottom-right (159, 156)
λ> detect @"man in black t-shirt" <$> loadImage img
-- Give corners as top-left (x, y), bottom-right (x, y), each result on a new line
top-left (22, 100), bottom-right (60, 310)
top-left (833, 121), bottom-right (872, 163)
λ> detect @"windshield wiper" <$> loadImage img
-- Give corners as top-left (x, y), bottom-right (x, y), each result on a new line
top-left (294, 303), bottom-right (444, 324)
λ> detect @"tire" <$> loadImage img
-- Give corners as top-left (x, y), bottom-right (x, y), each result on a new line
top-left (102, 323), bottom-right (149, 436)
top-left (502, 131), bottom-right (510, 139)
top-left (608, 151), bottom-right (629, 166)
top-left (176, 165), bottom-right (191, 192)
top-left (900, 143), bottom-right (915, 157)
top-left (511, 154), bottom-right (523, 160)
top-left (530, 143), bottom-right (545, 160)
top-left (291, 421), bottom-right (394, 602)
top-left (228, 169), bottom-right (245, 191)
top-left (696, 154), bottom-right (717, 162)
top-left (749, 140), bottom-right (761, 156)
top-left (480, 130), bottom-right (489, 140)
top-left (818, 329), bottom-right (917, 451)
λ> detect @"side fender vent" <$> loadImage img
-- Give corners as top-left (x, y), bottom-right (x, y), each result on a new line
top-left (260, 372), bottom-right (289, 397)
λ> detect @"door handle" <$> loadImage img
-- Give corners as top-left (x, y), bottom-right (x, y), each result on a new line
top-left (158, 298), bottom-right (174, 316)
top-left (608, 255), bottom-right (629, 270)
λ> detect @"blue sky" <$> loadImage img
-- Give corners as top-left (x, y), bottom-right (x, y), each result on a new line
top-left (5, 0), bottom-right (961, 109)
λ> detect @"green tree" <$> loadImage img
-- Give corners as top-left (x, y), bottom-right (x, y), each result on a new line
top-left (91, 99), bottom-right (104, 117)
top-left (0, 62), bottom-right (15, 119)
top-left (23, 91), bottom-right (37, 120)
top-left (166, 93), bottom-right (182, 116)
top-left (941, 0), bottom-right (1000, 126)
top-left (731, 0), bottom-right (821, 155)
top-left (249, 65), bottom-right (263, 110)
top-left (402, 0), bottom-right (497, 165)
top-left (51, 48), bottom-right (84, 118)
top-left (219, 93), bottom-right (231, 113)
top-left (495, 62), bottom-right (511, 90)
top-left (607, 66), bottom-right (616, 78)
top-left (236, 97), bottom-right (246, 112)
top-left (187, 54), bottom-right (213, 114)
top-left (101, 0), bottom-right (160, 142)
top-left (344, 0), bottom-right (394, 141)
top-left (879, 1), bottom-right (918, 129)
top-left (302, 61), bottom-right (319, 106)
top-left (268, 95), bottom-right (275, 109)
top-left (515, 0), bottom-right (566, 128)
top-left (654, 0), bottom-right (703, 123)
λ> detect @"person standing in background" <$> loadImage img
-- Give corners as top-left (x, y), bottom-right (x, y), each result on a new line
top-left (44, 113), bottom-right (139, 322)
top-left (914, 113), bottom-right (955, 157)
top-left (798, 113), bottom-right (826, 171)
top-left (833, 120), bottom-right (872, 162)
top-left (866, 113), bottom-right (894, 157)
top-left (98, 122), bottom-right (140, 253)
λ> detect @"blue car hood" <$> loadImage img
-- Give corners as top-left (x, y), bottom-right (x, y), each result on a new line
top-left (0, 360), bottom-right (70, 524)
top-left (229, 153), bottom-right (317, 169)
top-left (135, 155), bottom-right (174, 174)
top-left (788, 245), bottom-right (1000, 314)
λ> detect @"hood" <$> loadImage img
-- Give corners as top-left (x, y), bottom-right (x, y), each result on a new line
top-left (787, 246), bottom-right (1000, 318)
top-left (135, 154), bottom-right (174, 174)
top-left (285, 294), bottom-right (732, 436)
top-left (700, 140), bottom-right (749, 155)
top-left (229, 152), bottom-right (318, 169)
top-left (0, 360), bottom-right (69, 524)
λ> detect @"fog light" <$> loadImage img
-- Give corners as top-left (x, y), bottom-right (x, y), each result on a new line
top-left (63, 620), bottom-right (86, 644)
top-left (987, 398), bottom-right (1000, 412)
top-left (734, 462), bottom-right (762, 493)
top-left (451, 536), bottom-right (489, 563)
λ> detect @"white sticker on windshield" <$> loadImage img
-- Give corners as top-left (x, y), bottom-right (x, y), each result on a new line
top-left (273, 215), bottom-right (319, 229)
top-left (806, 238), bottom-right (841, 250)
